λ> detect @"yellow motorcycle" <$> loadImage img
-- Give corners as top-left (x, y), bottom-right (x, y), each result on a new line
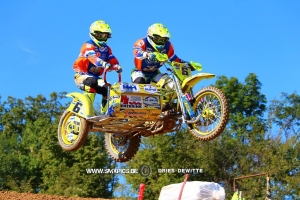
top-left (57, 52), bottom-right (229, 162)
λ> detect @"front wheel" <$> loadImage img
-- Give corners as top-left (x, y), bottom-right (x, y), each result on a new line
top-left (57, 110), bottom-right (89, 151)
top-left (188, 86), bottom-right (229, 141)
top-left (104, 133), bottom-right (141, 162)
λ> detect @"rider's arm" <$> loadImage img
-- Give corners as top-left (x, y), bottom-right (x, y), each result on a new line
top-left (166, 42), bottom-right (196, 71)
top-left (106, 46), bottom-right (119, 67)
top-left (166, 42), bottom-right (185, 63)
top-left (79, 42), bottom-right (110, 68)
top-left (133, 38), bottom-right (148, 60)
top-left (133, 38), bottom-right (149, 71)
top-left (73, 43), bottom-right (96, 73)
top-left (73, 42), bottom-right (111, 75)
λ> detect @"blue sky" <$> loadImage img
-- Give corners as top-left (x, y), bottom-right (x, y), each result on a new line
top-left (0, 0), bottom-right (299, 103)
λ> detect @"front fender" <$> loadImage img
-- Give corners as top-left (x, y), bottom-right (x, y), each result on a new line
top-left (66, 92), bottom-right (95, 119)
top-left (181, 73), bottom-right (215, 92)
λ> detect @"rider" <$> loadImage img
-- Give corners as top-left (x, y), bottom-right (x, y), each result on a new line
top-left (73, 20), bottom-right (122, 114)
top-left (132, 23), bottom-right (201, 84)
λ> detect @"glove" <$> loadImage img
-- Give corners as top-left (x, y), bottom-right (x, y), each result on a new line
top-left (147, 53), bottom-right (156, 62)
top-left (181, 61), bottom-right (193, 71)
top-left (113, 64), bottom-right (122, 73)
top-left (184, 62), bottom-right (192, 68)
top-left (101, 61), bottom-right (111, 69)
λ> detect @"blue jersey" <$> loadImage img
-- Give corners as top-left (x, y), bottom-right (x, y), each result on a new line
top-left (73, 40), bottom-right (119, 78)
top-left (133, 37), bottom-right (184, 76)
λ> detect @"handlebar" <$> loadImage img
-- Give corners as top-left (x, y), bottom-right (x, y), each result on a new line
top-left (153, 52), bottom-right (202, 71)
top-left (103, 66), bottom-right (122, 86)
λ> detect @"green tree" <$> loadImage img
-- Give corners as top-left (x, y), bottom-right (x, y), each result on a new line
top-left (214, 73), bottom-right (269, 199)
top-left (266, 92), bottom-right (300, 198)
top-left (0, 92), bottom-right (117, 198)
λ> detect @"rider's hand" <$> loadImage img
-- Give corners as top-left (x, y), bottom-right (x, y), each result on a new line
top-left (147, 53), bottom-right (156, 62)
top-left (113, 64), bottom-right (122, 73)
top-left (184, 62), bottom-right (194, 71)
top-left (101, 61), bottom-right (111, 69)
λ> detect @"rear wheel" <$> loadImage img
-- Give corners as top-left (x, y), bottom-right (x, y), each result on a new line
top-left (189, 86), bottom-right (229, 141)
top-left (58, 110), bottom-right (89, 151)
top-left (104, 133), bottom-right (141, 162)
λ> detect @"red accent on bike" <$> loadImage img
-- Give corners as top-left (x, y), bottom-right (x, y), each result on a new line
top-left (121, 95), bottom-right (129, 104)
top-left (103, 66), bottom-right (122, 86)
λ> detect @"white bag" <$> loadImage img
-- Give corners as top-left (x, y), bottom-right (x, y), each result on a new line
top-left (158, 181), bottom-right (225, 200)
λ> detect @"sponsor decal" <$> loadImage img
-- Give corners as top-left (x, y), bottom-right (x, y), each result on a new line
top-left (85, 50), bottom-right (96, 57)
top-left (143, 85), bottom-right (158, 94)
top-left (89, 66), bottom-right (101, 73)
top-left (100, 54), bottom-right (108, 60)
top-left (146, 48), bottom-right (153, 52)
top-left (109, 95), bottom-right (120, 101)
top-left (107, 102), bottom-right (120, 116)
top-left (99, 46), bottom-right (108, 52)
top-left (120, 83), bottom-right (140, 92)
top-left (143, 96), bottom-right (160, 108)
top-left (137, 40), bottom-right (145, 46)
top-left (126, 110), bottom-right (148, 118)
top-left (150, 112), bottom-right (160, 117)
top-left (143, 65), bottom-right (158, 72)
top-left (160, 49), bottom-right (167, 54)
top-left (107, 105), bottom-right (116, 116)
top-left (127, 111), bottom-right (147, 115)
top-left (121, 95), bottom-right (142, 108)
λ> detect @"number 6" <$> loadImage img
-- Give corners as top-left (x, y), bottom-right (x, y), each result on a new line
top-left (73, 102), bottom-right (83, 113)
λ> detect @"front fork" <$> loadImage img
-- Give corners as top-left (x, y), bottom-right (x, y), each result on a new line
top-left (172, 74), bottom-right (195, 122)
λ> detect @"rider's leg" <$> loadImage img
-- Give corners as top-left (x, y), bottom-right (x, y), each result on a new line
top-left (96, 78), bottom-right (109, 114)
top-left (155, 73), bottom-right (174, 90)
top-left (131, 70), bottom-right (147, 84)
top-left (153, 72), bottom-right (166, 83)
top-left (74, 73), bottom-right (97, 103)
top-left (82, 77), bottom-right (108, 114)
top-left (133, 77), bottom-right (146, 84)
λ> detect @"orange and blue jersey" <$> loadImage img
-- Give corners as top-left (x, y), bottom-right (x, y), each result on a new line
top-left (73, 40), bottom-right (119, 78)
top-left (133, 37), bottom-right (184, 77)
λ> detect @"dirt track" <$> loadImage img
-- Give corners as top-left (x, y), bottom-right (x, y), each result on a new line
top-left (0, 191), bottom-right (119, 200)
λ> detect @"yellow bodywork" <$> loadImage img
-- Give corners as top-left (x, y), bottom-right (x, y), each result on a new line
top-left (66, 92), bottom-right (95, 118)
top-left (181, 73), bottom-right (215, 92)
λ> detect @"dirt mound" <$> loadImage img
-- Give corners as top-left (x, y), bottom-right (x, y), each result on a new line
top-left (0, 191), bottom-right (119, 200)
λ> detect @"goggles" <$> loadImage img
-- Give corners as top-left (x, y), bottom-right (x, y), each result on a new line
top-left (94, 32), bottom-right (111, 41)
top-left (152, 35), bottom-right (169, 45)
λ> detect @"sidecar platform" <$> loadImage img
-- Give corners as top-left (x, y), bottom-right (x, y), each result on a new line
top-left (87, 115), bottom-right (149, 126)
top-left (86, 115), bottom-right (154, 134)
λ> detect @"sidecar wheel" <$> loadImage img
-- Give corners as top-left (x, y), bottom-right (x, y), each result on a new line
top-left (189, 86), bottom-right (229, 141)
top-left (58, 110), bottom-right (89, 151)
top-left (104, 133), bottom-right (141, 162)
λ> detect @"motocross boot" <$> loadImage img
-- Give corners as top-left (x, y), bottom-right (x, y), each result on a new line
top-left (100, 96), bottom-right (108, 115)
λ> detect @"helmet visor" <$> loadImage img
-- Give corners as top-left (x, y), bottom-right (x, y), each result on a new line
top-left (152, 35), bottom-right (169, 45)
top-left (93, 32), bottom-right (111, 41)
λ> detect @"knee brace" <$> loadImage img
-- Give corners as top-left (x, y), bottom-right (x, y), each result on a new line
top-left (133, 77), bottom-right (147, 84)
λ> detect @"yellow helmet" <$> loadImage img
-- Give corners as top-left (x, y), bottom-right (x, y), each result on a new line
top-left (89, 20), bottom-right (112, 46)
top-left (147, 23), bottom-right (171, 51)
